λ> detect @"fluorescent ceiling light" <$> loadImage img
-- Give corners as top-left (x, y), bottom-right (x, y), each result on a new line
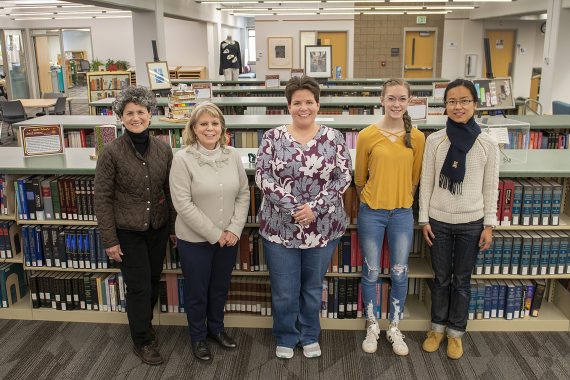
top-left (426, 6), bottom-right (475, 10)
top-left (363, 11), bottom-right (405, 15)
top-left (453, 0), bottom-right (511, 2)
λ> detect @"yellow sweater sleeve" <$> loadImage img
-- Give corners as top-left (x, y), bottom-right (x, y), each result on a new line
top-left (354, 125), bottom-right (373, 188)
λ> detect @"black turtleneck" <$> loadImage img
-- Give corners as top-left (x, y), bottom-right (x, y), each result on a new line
top-left (125, 128), bottom-right (150, 156)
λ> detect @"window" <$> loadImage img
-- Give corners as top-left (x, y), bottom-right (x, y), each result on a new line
top-left (247, 29), bottom-right (256, 63)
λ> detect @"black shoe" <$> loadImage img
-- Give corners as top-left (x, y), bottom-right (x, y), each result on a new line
top-left (192, 340), bottom-right (212, 361)
top-left (149, 326), bottom-right (158, 348)
top-left (208, 331), bottom-right (237, 349)
top-left (134, 344), bottom-right (163, 365)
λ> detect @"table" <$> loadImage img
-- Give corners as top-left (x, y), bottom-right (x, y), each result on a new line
top-left (17, 98), bottom-right (57, 114)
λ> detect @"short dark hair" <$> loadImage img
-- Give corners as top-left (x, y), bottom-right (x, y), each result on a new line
top-left (285, 75), bottom-right (320, 104)
top-left (112, 86), bottom-right (157, 117)
top-left (444, 79), bottom-right (479, 104)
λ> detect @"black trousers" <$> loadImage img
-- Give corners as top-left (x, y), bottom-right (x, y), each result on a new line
top-left (117, 225), bottom-right (168, 347)
top-left (178, 239), bottom-right (237, 341)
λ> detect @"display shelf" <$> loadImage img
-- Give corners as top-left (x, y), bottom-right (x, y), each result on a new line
top-left (465, 302), bottom-right (569, 331)
top-left (497, 213), bottom-right (570, 231)
top-left (0, 294), bottom-right (33, 320)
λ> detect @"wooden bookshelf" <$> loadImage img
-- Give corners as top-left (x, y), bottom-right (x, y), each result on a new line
top-left (86, 71), bottom-right (131, 115)
top-left (174, 66), bottom-right (206, 79)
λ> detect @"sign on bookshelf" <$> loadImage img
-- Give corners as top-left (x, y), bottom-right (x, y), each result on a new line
top-left (19, 124), bottom-right (65, 157)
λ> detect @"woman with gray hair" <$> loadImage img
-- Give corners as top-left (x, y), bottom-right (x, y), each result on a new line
top-left (95, 86), bottom-right (177, 366)
top-left (169, 102), bottom-right (249, 362)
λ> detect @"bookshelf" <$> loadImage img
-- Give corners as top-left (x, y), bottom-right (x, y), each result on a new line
top-left (0, 146), bottom-right (569, 331)
top-left (86, 71), bottom-right (131, 115)
top-left (171, 66), bottom-right (206, 79)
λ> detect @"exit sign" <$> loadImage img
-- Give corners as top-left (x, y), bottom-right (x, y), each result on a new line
top-left (416, 16), bottom-right (427, 24)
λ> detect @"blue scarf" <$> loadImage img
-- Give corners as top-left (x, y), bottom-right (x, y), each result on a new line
top-left (439, 116), bottom-right (480, 195)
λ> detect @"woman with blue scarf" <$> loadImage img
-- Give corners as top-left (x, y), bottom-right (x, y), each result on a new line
top-left (418, 79), bottom-right (499, 360)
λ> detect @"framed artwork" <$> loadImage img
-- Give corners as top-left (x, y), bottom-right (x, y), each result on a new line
top-left (267, 37), bottom-right (293, 69)
top-left (146, 61), bottom-right (171, 90)
top-left (304, 45), bottom-right (332, 78)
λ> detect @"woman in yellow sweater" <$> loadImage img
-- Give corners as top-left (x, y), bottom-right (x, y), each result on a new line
top-left (355, 78), bottom-right (425, 355)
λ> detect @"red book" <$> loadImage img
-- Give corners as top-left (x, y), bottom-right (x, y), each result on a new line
top-left (496, 180), bottom-right (505, 223)
top-left (501, 179), bottom-right (515, 225)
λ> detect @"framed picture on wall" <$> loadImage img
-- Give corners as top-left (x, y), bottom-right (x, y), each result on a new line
top-left (146, 61), bottom-right (171, 90)
top-left (304, 45), bottom-right (332, 78)
top-left (267, 37), bottom-right (293, 69)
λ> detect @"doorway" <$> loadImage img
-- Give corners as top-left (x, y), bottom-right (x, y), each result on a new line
top-left (2, 30), bottom-right (31, 99)
top-left (403, 30), bottom-right (436, 78)
top-left (483, 30), bottom-right (516, 77)
top-left (33, 33), bottom-right (63, 95)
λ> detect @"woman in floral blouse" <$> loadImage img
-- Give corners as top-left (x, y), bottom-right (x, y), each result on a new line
top-left (255, 75), bottom-right (352, 359)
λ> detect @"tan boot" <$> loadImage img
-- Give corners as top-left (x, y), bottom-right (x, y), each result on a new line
top-left (447, 336), bottom-right (463, 359)
top-left (422, 330), bottom-right (445, 352)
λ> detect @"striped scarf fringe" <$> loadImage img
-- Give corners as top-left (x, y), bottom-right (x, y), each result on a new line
top-left (439, 173), bottom-right (463, 195)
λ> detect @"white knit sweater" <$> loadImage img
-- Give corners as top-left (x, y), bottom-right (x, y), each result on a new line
top-left (418, 128), bottom-right (500, 226)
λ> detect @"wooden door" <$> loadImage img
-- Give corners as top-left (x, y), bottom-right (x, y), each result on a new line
top-left (483, 30), bottom-right (516, 77)
top-left (34, 36), bottom-right (53, 94)
top-left (317, 32), bottom-right (347, 79)
top-left (404, 31), bottom-right (435, 78)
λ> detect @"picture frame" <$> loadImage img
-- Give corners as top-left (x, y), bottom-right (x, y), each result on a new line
top-left (267, 37), bottom-right (293, 69)
top-left (146, 61), bottom-right (171, 90)
top-left (304, 45), bottom-right (332, 78)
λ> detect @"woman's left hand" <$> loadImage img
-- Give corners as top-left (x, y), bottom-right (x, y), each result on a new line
top-left (223, 231), bottom-right (239, 246)
top-left (293, 204), bottom-right (316, 227)
top-left (169, 235), bottom-right (177, 248)
top-left (479, 228), bottom-right (493, 251)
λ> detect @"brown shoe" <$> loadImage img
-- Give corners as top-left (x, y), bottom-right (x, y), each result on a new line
top-left (422, 330), bottom-right (445, 353)
top-left (447, 336), bottom-right (463, 359)
top-left (134, 344), bottom-right (163, 365)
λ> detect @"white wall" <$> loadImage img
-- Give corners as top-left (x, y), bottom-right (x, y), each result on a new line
top-left (533, 26), bottom-right (545, 68)
top-left (62, 30), bottom-right (93, 61)
top-left (164, 18), bottom-right (208, 67)
top-left (254, 16), bottom-right (354, 80)
top-left (441, 17), bottom-right (544, 99)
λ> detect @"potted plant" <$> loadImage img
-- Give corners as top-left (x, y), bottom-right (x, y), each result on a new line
top-left (91, 58), bottom-right (104, 71)
top-left (115, 60), bottom-right (130, 71)
top-left (106, 58), bottom-right (117, 71)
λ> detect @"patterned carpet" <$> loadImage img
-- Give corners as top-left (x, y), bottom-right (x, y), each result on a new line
top-left (0, 319), bottom-right (568, 379)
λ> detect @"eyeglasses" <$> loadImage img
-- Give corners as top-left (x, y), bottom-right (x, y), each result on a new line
top-left (445, 99), bottom-right (475, 107)
top-left (384, 96), bottom-right (409, 104)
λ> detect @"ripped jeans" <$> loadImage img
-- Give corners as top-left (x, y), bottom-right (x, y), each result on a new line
top-left (358, 204), bottom-right (413, 324)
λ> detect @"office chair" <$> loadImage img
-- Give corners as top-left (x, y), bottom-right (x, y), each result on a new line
top-left (0, 100), bottom-right (27, 143)
top-left (50, 97), bottom-right (67, 115)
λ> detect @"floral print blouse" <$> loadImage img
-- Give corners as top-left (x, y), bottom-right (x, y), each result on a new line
top-left (255, 125), bottom-right (352, 249)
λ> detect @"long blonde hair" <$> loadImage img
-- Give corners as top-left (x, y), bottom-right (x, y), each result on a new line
top-left (182, 102), bottom-right (227, 147)
top-left (381, 78), bottom-right (413, 149)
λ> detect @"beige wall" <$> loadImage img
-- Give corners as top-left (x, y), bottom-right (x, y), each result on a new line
top-left (353, 14), bottom-right (445, 78)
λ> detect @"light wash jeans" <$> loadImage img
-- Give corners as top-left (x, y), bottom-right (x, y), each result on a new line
top-left (358, 204), bottom-right (413, 323)
top-left (264, 237), bottom-right (339, 348)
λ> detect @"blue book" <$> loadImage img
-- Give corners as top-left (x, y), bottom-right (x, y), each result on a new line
top-left (21, 225), bottom-right (32, 267)
top-left (476, 281), bottom-right (485, 320)
top-left (483, 243), bottom-right (494, 275)
top-left (501, 232), bottom-right (513, 275)
top-left (510, 232), bottom-right (522, 275)
top-left (520, 180), bottom-right (533, 226)
top-left (549, 180), bottom-right (562, 226)
top-left (522, 280), bottom-right (535, 318)
top-left (538, 180), bottom-right (552, 226)
top-left (474, 245), bottom-right (485, 275)
top-left (557, 232), bottom-right (569, 274)
top-left (529, 232), bottom-right (542, 276)
top-left (490, 280), bottom-right (500, 318)
top-left (511, 181), bottom-right (523, 225)
top-left (492, 232), bottom-right (503, 274)
top-left (513, 280), bottom-right (523, 319)
top-left (468, 280), bottom-right (477, 320)
top-left (88, 227), bottom-right (97, 270)
top-left (33, 226), bottom-right (44, 267)
top-left (537, 231), bottom-right (551, 275)
top-left (529, 179), bottom-right (542, 226)
top-left (70, 227), bottom-right (79, 269)
top-left (483, 281), bottom-right (493, 319)
top-left (17, 176), bottom-right (31, 220)
top-left (341, 233), bottom-right (351, 273)
top-left (548, 231), bottom-right (560, 275)
top-left (505, 280), bottom-right (516, 320)
top-left (65, 229), bottom-right (73, 269)
top-left (497, 280), bottom-right (507, 319)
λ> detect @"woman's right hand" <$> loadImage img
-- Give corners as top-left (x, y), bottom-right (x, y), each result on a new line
top-left (422, 224), bottom-right (435, 247)
top-left (105, 244), bottom-right (124, 262)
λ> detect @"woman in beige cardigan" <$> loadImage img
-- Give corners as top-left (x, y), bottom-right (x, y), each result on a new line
top-left (169, 102), bottom-right (249, 362)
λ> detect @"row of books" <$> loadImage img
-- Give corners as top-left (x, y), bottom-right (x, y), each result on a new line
top-left (29, 270), bottom-right (126, 312)
top-left (497, 178), bottom-right (562, 226)
top-left (15, 175), bottom-right (96, 221)
top-left (150, 129), bottom-right (184, 149)
top-left (468, 279), bottom-right (546, 320)
top-left (475, 230), bottom-right (570, 276)
top-left (89, 77), bottom-right (129, 91)
top-left (91, 89), bottom-right (124, 101)
top-left (506, 130), bottom-right (570, 150)
top-left (1, 174), bottom-right (10, 215)
top-left (64, 130), bottom-right (95, 148)
top-left (0, 221), bottom-right (17, 259)
top-left (0, 263), bottom-right (27, 308)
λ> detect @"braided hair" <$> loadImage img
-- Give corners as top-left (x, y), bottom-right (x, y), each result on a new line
top-left (382, 78), bottom-right (413, 149)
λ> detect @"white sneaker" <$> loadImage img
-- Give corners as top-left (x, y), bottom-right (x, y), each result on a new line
top-left (362, 303), bottom-right (380, 353)
top-left (276, 346), bottom-right (294, 359)
top-left (302, 342), bottom-right (321, 358)
top-left (386, 325), bottom-right (409, 356)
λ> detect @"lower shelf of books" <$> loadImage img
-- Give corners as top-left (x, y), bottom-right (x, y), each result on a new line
top-left (31, 307), bottom-right (128, 324)
top-left (0, 294), bottom-right (33, 320)
top-left (466, 302), bottom-right (569, 331)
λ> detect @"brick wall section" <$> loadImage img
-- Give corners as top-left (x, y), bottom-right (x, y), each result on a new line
top-left (353, 14), bottom-right (445, 78)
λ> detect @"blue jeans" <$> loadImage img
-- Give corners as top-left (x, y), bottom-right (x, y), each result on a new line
top-left (429, 217), bottom-right (483, 337)
top-left (358, 204), bottom-right (413, 323)
top-left (264, 237), bottom-right (339, 348)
